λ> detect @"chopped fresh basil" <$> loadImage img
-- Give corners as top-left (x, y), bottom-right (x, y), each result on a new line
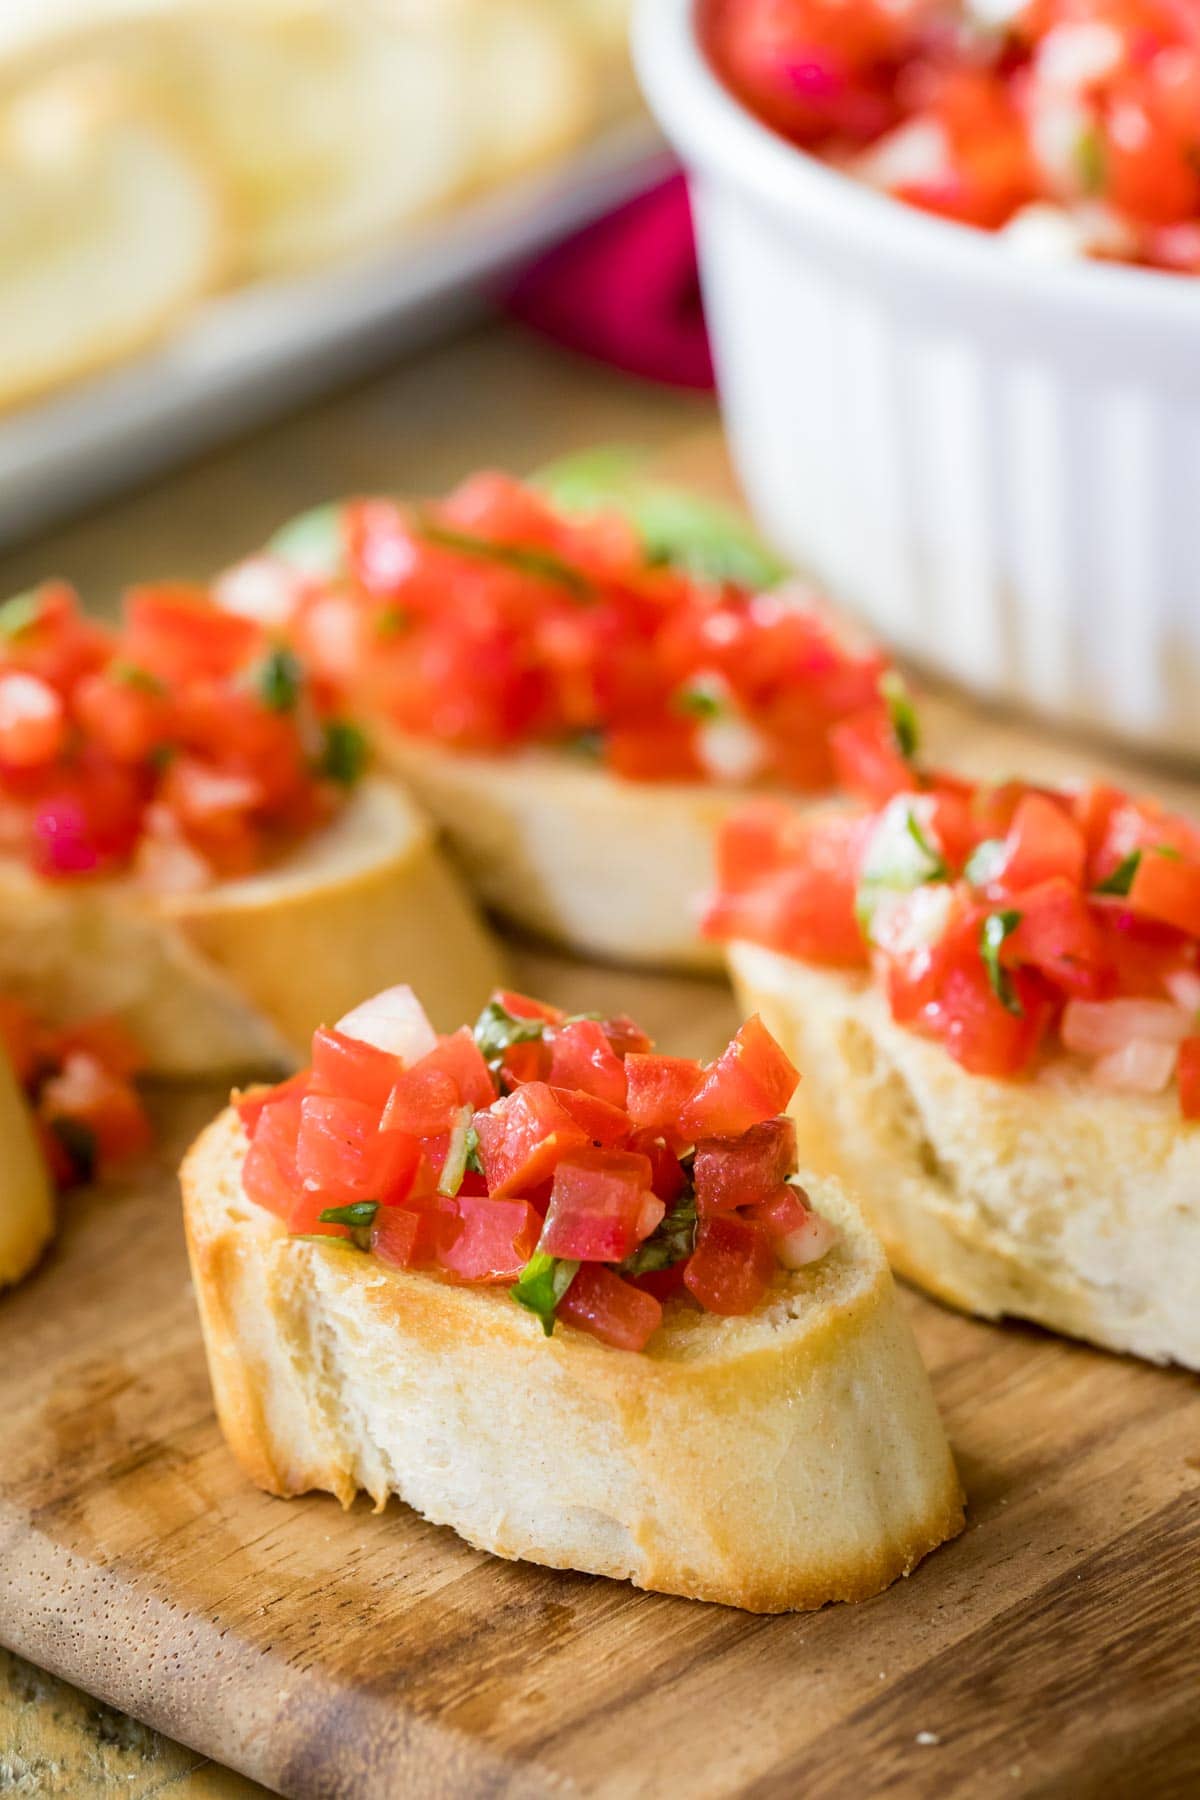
top-left (532, 447), bottom-right (787, 590)
top-left (376, 604), bottom-right (411, 638)
top-left (418, 519), bottom-right (594, 602)
top-left (464, 1123), bottom-right (484, 1177)
top-left (48, 1116), bottom-right (97, 1185)
top-left (1075, 126), bottom-right (1106, 196)
top-left (0, 590), bottom-right (42, 640)
top-left (674, 677), bottom-right (727, 721)
top-left (318, 719), bottom-right (368, 786)
top-left (1095, 849), bottom-right (1141, 896)
top-left (856, 797), bottom-right (949, 937)
top-left (880, 670), bottom-right (920, 763)
top-left (472, 999), bottom-right (548, 1073)
top-left (318, 1201), bottom-right (380, 1229)
top-left (511, 1251), bottom-right (580, 1336)
top-left (980, 910), bottom-right (1023, 1016)
top-left (563, 729), bottom-right (604, 760)
top-left (268, 502), bottom-right (346, 578)
top-left (622, 1192), bottom-right (697, 1276)
top-left (964, 837), bottom-right (1009, 889)
top-left (437, 1107), bottom-right (474, 1198)
top-left (110, 660), bottom-right (165, 695)
top-left (254, 645), bottom-right (303, 713)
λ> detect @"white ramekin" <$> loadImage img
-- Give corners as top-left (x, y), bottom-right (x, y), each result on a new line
top-left (635, 0), bottom-right (1200, 761)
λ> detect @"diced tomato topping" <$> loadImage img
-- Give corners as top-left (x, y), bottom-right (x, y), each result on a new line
top-left (557, 1264), bottom-right (663, 1351)
top-left (438, 1195), bottom-right (541, 1282)
top-left (1007, 879), bottom-right (1107, 998)
top-left (0, 672), bottom-right (67, 769)
top-left (999, 794), bottom-right (1087, 895)
top-left (38, 1052), bottom-right (152, 1170)
top-left (704, 804), bottom-right (870, 967)
top-left (693, 1116), bottom-right (797, 1216)
top-left (684, 1214), bottom-right (776, 1316)
top-left (473, 1083), bottom-right (591, 1198)
top-left (547, 1018), bottom-right (628, 1107)
top-left (624, 1053), bottom-right (703, 1135)
top-left (236, 988), bottom-right (846, 1349)
top-left (540, 1149), bottom-right (661, 1262)
top-left (1179, 1037), bottom-right (1200, 1121)
top-left (677, 1016), bottom-right (799, 1140)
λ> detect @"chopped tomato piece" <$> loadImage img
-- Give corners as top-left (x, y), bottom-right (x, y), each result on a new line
top-left (705, 809), bottom-right (869, 967)
top-left (495, 989), bottom-right (563, 1025)
top-left (0, 672), bottom-right (67, 769)
top-left (295, 1095), bottom-right (421, 1207)
top-left (557, 1264), bottom-right (663, 1351)
top-left (38, 1052), bottom-right (152, 1171)
top-left (624, 1053), bottom-right (703, 1134)
top-left (235, 1070), bottom-right (308, 1137)
top-left (999, 794), bottom-right (1086, 894)
top-left (693, 1116), bottom-right (797, 1216)
top-left (830, 707), bottom-right (917, 806)
top-left (122, 585), bottom-right (262, 683)
top-left (540, 1149), bottom-right (660, 1262)
top-left (1007, 879), bottom-right (1107, 998)
top-left (684, 1214), bottom-right (776, 1316)
top-left (371, 1200), bottom-right (461, 1270)
top-left (438, 1195), bottom-right (541, 1282)
top-left (309, 1027), bottom-right (400, 1111)
top-left (677, 1016), bottom-right (799, 1140)
top-left (547, 1018), bottom-right (627, 1107)
top-left (1128, 852), bottom-right (1200, 938)
top-left (627, 1128), bottom-right (689, 1201)
top-left (1179, 1037), bottom-right (1200, 1121)
top-left (381, 1063), bottom-right (466, 1137)
top-left (550, 1085), bottom-right (631, 1147)
top-left (598, 1013), bottom-right (654, 1058)
top-left (473, 1083), bottom-right (590, 1198)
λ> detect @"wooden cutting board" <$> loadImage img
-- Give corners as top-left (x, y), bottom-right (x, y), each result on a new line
top-left (1, 937), bottom-right (1198, 1800)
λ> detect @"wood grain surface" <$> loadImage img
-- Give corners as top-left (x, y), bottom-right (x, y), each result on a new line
top-left (0, 322), bottom-right (1198, 1798)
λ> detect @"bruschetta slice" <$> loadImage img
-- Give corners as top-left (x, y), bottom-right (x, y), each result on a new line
top-left (0, 1038), bottom-right (54, 1290)
top-left (183, 984), bottom-right (963, 1611)
top-left (221, 465), bottom-right (899, 971)
top-left (708, 778), bottom-right (1200, 1369)
top-left (0, 582), bottom-right (501, 1074)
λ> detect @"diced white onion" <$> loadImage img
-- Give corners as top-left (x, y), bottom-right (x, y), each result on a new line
top-left (869, 884), bottom-right (955, 960)
top-left (696, 716), bottom-right (768, 785)
top-left (777, 1209), bottom-right (840, 1270)
top-left (1001, 202), bottom-right (1091, 262)
top-left (1036, 23), bottom-right (1123, 93)
top-left (214, 556), bottom-right (303, 626)
top-left (1164, 969), bottom-right (1200, 1019)
top-left (1062, 998), bottom-right (1192, 1058)
top-left (336, 985), bottom-right (436, 1062)
top-left (1091, 1039), bottom-right (1179, 1095)
top-left (853, 118), bottom-right (952, 191)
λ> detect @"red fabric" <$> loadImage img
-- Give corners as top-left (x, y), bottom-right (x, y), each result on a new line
top-left (504, 176), bottom-right (714, 390)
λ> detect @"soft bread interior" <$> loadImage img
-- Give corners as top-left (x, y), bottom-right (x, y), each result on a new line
top-left (0, 779), bottom-right (503, 1077)
top-left (377, 729), bottom-right (750, 972)
top-left (0, 1047), bottom-right (55, 1290)
top-left (730, 941), bottom-right (1200, 1370)
top-left (183, 1106), bottom-right (963, 1611)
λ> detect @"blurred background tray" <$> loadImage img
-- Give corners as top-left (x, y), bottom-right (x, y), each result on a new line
top-left (0, 117), bottom-right (668, 548)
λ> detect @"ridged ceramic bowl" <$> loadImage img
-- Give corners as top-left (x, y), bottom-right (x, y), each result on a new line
top-left (635, 0), bottom-right (1200, 760)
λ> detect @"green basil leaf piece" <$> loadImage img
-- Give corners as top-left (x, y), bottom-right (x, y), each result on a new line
top-left (880, 670), bottom-right (920, 762)
top-left (511, 1251), bottom-right (580, 1336)
top-left (318, 1201), bottom-right (380, 1229)
top-left (980, 910), bottom-right (1024, 1016)
top-left (254, 645), bottom-right (303, 713)
top-left (419, 519), bottom-right (594, 602)
top-left (318, 719), bottom-right (368, 786)
top-left (1095, 849), bottom-right (1141, 897)
top-left (0, 591), bottom-right (43, 640)
top-left (268, 502), bottom-right (346, 578)
top-left (622, 1192), bottom-right (697, 1276)
top-left (472, 999), bottom-right (548, 1073)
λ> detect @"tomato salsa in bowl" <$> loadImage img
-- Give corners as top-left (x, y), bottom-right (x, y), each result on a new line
top-left (635, 0), bottom-right (1200, 760)
top-left (704, 0), bottom-right (1200, 272)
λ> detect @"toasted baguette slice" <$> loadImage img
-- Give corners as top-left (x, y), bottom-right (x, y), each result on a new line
top-left (0, 779), bottom-right (503, 1078)
top-left (0, 1046), bottom-right (54, 1290)
top-left (729, 941), bottom-right (1200, 1370)
top-left (183, 1105), bottom-right (963, 1612)
top-left (0, 63), bottom-right (226, 411)
top-left (377, 728), bottom-right (757, 973)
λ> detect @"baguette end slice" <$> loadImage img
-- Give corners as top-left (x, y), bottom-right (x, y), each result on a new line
top-left (183, 1106), bottom-right (964, 1612)
top-left (729, 940), bottom-right (1200, 1371)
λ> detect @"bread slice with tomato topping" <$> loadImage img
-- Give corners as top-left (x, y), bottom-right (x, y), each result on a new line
top-left (223, 466), bottom-right (896, 973)
top-left (0, 1042), bottom-right (54, 1290)
top-left (712, 781), bottom-right (1200, 1370)
top-left (0, 776), bottom-right (504, 1077)
top-left (182, 985), bottom-right (963, 1611)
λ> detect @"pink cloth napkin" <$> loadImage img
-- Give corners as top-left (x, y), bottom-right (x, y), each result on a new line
top-left (504, 175), bottom-right (715, 390)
